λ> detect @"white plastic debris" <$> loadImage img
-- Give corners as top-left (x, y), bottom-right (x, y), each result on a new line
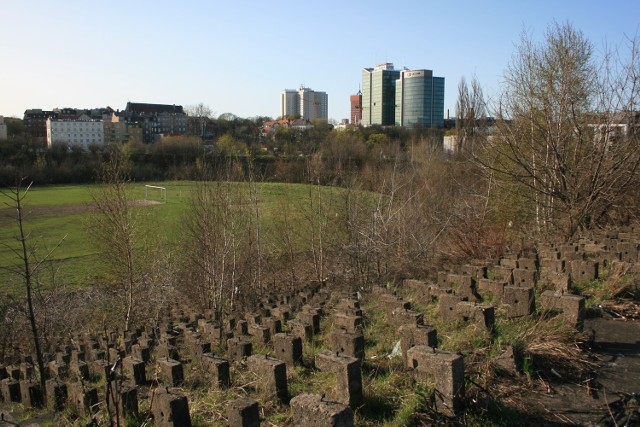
top-left (388, 340), bottom-right (402, 359)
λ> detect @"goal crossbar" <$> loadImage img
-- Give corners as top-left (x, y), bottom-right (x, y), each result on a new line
top-left (144, 185), bottom-right (167, 203)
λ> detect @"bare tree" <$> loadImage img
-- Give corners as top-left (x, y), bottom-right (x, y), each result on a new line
top-left (455, 76), bottom-right (488, 155)
top-left (180, 159), bottom-right (251, 334)
top-left (0, 178), bottom-right (63, 392)
top-left (482, 22), bottom-right (640, 237)
top-left (186, 102), bottom-right (215, 137)
top-left (90, 145), bottom-right (145, 332)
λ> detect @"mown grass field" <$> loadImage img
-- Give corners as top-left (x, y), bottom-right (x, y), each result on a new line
top-left (0, 181), bottom-right (349, 296)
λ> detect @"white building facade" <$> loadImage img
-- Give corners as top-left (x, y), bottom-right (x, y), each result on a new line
top-left (280, 86), bottom-right (328, 120)
top-left (46, 115), bottom-right (105, 148)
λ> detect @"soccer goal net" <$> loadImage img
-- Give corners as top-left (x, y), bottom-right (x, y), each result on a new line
top-left (144, 185), bottom-right (167, 204)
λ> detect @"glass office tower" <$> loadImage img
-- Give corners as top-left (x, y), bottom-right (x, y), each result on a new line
top-left (362, 63), bottom-right (401, 126)
top-left (395, 69), bottom-right (445, 128)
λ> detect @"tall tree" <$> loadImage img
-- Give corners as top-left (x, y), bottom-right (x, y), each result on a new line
top-left (482, 22), bottom-right (640, 237)
top-left (186, 103), bottom-right (214, 137)
top-left (455, 76), bottom-right (487, 155)
top-left (90, 145), bottom-right (145, 332)
top-left (1, 179), bottom-right (59, 392)
top-left (180, 159), bottom-right (251, 330)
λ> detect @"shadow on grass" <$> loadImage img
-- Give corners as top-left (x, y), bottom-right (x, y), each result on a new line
top-left (355, 391), bottom-right (400, 424)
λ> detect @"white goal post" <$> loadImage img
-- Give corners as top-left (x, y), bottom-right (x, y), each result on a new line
top-left (144, 185), bottom-right (167, 203)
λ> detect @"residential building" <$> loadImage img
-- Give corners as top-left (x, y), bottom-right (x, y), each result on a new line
top-left (24, 107), bottom-right (115, 139)
top-left (299, 86), bottom-right (328, 121)
top-left (122, 102), bottom-right (187, 143)
top-left (395, 69), bottom-right (445, 128)
top-left (104, 112), bottom-right (143, 144)
top-left (46, 115), bottom-right (105, 148)
top-left (0, 116), bottom-right (7, 140)
top-left (588, 111), bottom-right (639, 145)
top-left (280, 90), bottom-right (300, 118)
top-left (361, 63), bottom-right (401, 126)
top-left (280, 86), bottom-right (329, 121)
top-left (350, 90), bottom-right (362, 125)
top-left (24, 109), bottom-right (58, 138)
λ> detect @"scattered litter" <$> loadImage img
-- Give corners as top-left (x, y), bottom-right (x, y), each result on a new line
top-left (388, 340), bottom-right (402, 359)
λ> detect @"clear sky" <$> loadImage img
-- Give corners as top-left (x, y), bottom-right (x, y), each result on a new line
top-left (1, 0), bottom-right (639, 122)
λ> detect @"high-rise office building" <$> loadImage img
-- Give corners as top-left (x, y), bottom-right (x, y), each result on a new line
top-left (280, 86), bottom-right (328, 120)
top-left (395, 69), bottom-right (445, 128)
top-left (299, 87), bottom-right (328, 121)
top-left (350, 90), bottom-right (362, 125)
top-left (280, 89), bottom-right (299, 118)
top-left (361, 63), bottom-right (401, 126)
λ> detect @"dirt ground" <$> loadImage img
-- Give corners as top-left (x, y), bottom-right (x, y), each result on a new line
top-left (519, 314), bottom-right (640, 426)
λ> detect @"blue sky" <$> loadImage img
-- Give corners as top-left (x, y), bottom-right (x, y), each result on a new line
top-left (1, 0), bottom-right (639, 122)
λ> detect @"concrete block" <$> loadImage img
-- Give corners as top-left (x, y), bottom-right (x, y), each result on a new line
top-left (19, 362), bottom-right (35, 380)
top-left (247, 355), bottom-right (288, 403)
top-left (379, 294), bottom-right (411, 319)
top-left (227, 397), bottom-right (260, 427)
top-left (569, 259), bottom-right (599, 282)
top-left (461, 265), bottom-right (488, 279)
top-left (69, 382), bottom-right (98, 415)
top-left (617, 242), bottom-right (639, 262)
top-left (455, 302), bottom-right (495, 329)
top-left (47, 360), bottom-right (68, 379)
top-left (201, 354), bottom-right (230, 388)
top-left (287, 320), bottom-right (313, 342)
top-left (477, 279), bottom-right (506, 303)
top-left (123, 357), bottom-right (146, 386)
top-left (499, 258), bottom-right (517, 269)
top-left (447, 274), bottom-right (477, 299)
top-left (159, 358), bottom-right (184, 387)
top-left (492, 345), bottom-right (525, 375)
top-left (236, 320), bottom-right (249, 336)
top-left (516, 258), bottom-right (538, 271)
top-left (152, 387), bottom-right (192, 427)
top-left (263, 317), bottom-right (282, 337)
top-left (502, 286), bottom-right (534, 318)
top-left (333, 314), bottom-right (363, 334)
top-left (540, 258), bottom-right (565, 273)
top-left (315, 351), bottom-right (362, 407)
top-left (20, 380), bottom-right (44, 408)
top-left (491, 266), bottom-right (513, 283)
top-left (538, 291), bottom-right (585, 330)
top-left (107, 383), bottom-right (138, 420)
top-left (227, 338), bottom-right (252, 361)
top-left (390, 308), bottom-right (423, 328)
top-left (398, 324), bottom-right (438, 368)
top-left (298, 310), bottom-right (321, 334)
top-left (249, 324), bottom-right (271, 344)
top-left (131, 344), bottom-right (150, 363)
top-left (290, 393), bottom-right (354, 427)
top-left (512, 268), bottom-right (536, 287)
top-left (45, 379), bottom-right (67, 411)
top-left (330, 330), bottom-right (365, 361)
top-left (273, 333), bottom-right (303, 367)
top-left (70, 361), bottom-right (90, 381)
top-left (0, 378), bottom-right (21, 402)
top-left (406, 346), bottom-right (464, 417)
top-left (438, 294), bottom-right (467, 322)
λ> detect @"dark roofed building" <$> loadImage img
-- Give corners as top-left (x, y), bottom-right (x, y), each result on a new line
top-left (24, 109), bottom-right (58, 139)
top-left (123, 102), bottom-right (187, 142)
top-left (24, 106), bottom-right (117, 139)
